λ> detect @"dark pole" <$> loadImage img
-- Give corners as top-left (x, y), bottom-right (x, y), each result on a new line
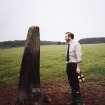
top-left (19, 26), bottom-right (40, 92)
top-left (16, 26), bottom-right (40, 105)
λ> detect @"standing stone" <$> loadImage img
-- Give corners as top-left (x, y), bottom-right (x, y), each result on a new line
top-left (16, 26), bottom-right (40, 105)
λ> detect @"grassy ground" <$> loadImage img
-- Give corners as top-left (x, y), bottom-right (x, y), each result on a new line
top-left (0, 44), bottom-right (105, 85)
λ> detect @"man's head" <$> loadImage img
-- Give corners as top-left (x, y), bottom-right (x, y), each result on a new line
top-left (65, 32), bottom-right (74, 43)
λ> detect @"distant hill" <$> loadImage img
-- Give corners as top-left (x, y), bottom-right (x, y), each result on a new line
top-left (0, 40), bottom-right (65, 48)
top-left (79, 37), bottom-right (105, 44)
top-left (0, 37), bottom-right (105, 48)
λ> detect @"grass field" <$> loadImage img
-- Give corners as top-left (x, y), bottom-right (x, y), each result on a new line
top-left (0, 44), bottom-right (105, 85)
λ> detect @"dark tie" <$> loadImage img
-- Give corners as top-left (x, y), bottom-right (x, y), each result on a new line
top-left (67, 44), bottom-right (70, 61)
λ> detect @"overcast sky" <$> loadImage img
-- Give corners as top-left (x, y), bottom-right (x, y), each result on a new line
top-left (0, 0), bottom-right (105, 42)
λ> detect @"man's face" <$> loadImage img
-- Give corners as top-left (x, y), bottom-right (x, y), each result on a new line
top-left (65, 34), bottom-right (71, 43)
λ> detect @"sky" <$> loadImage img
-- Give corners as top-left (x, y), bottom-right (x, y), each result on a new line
top-left (0, 0), bottom-right (105, 42)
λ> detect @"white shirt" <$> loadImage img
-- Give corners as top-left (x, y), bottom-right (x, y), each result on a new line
top-left (67, 40), bottom-right (82, 63)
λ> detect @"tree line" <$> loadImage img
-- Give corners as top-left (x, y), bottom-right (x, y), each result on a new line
top-left (0, 40), bottom-right (65, 48)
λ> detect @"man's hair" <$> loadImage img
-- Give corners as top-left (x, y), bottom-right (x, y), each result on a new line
top-left (65, 32), bottom-right (74, 39)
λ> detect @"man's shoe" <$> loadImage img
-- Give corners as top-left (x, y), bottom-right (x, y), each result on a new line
top-left (72, 92), bottom-right (83, 105)
top-left (66, 102), bottom-right (83, 105)
top-left (66, 102), bottom-right (81, 105)
top-left (66, 92), bottom-right (84, 105)
top-left (66, 102), bottom-right (75, 105)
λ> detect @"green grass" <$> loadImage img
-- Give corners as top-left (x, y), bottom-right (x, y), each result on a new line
top-left (0, 44), bottom-right (105, 85)
top-left (81, 44), bottom-right (105, 81)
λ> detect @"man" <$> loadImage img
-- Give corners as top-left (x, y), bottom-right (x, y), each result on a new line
top-left (65, 32), bottom-right (83, 105)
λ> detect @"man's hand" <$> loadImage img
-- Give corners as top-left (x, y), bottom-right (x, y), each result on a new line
top-left (76, 67), bottom-right (80, 73)
top-left (76, 63), bottom-right (81, 73)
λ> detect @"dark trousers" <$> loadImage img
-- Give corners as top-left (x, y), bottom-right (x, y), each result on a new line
top-left (66, 63), bottom-right (80, 93)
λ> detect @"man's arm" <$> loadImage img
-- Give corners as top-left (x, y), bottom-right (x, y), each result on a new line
top-left (75, 43), bottom-right (82, 73)
top-left (75, 43), bottom-right (82, 63)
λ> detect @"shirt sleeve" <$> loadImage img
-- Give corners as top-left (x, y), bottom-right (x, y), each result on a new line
top-left (75, 42), bottom-right (82, 63)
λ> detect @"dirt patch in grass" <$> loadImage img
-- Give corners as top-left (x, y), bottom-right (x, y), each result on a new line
top-left (0, 81), bottom-right (105, 105)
